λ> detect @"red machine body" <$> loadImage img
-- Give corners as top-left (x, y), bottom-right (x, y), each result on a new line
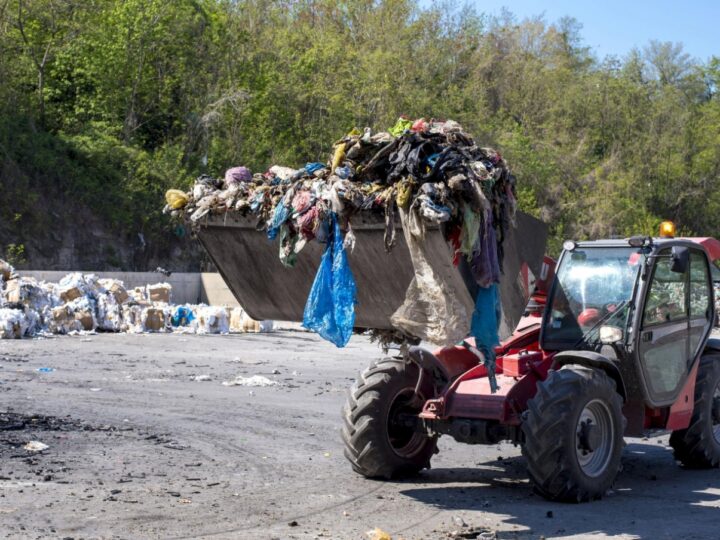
top-left (420, 240), bottom-right (719, 438)
top-left (342, 231), bottom-right (720, 502)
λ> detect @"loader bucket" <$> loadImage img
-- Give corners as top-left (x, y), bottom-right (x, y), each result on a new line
top-left (195, 211), bottom-right (547, 338)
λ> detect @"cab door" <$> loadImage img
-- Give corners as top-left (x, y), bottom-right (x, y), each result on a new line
top-left (636, 247), bottom-right (713, 406)
top-left (688, 251), bottom-right (714, 359)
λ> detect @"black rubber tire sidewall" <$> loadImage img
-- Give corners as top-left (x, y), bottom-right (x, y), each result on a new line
top-left (342, 357), bottom-right (437, 479)
top-left (670, 355), bottom-right (720, 468)
top-left (522, 365), bottom-right (625, 502)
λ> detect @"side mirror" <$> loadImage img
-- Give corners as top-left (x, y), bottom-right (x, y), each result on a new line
top-left (671, 246), bottom-right (689, 273)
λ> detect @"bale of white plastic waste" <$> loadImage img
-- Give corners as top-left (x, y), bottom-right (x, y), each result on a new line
top-left (0, 259), bottom-right (15, 281)
top-left (227, 306), bottom-right (274, 333)
top-left (259, 320), bottom-right (274, 333)
top-left (142, 307), bottom-right (166, 332)
top-left (0, 308), bottom-right (27, 338)
top-left (3, 278), bottom-right (20, 303)
top-left (228, 307), bottom-right (245, 332)
top-left (96, 293), bottom-right (122, 332)
top-left (0, 269), bottom-right (275, 339)
top-left (68, 296), bottom-right (97, 331)
top-left (121, 304), bottom-right (145, 333)
top-left (23, 307), bottom-right (43, 336)
top-left (147, 283), bottom-right (172, 304)
top-left (1, 278), bottom-right (57, 333)
top-left (195, 305), bottom-right (229, 334)
top-left (58, 273), bottom-right (87, 303)
top-left (130, 287), bottom-right (147, 303)
top-left (48, 305), bottom-right (82, 334)
top-left (241, 315), bottom-right (260, 333)
top-left (98, 278), bottom-right (129, 304)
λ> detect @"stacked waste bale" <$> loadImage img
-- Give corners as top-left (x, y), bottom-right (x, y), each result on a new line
top-left (0, 262), bottom-right (273, 339)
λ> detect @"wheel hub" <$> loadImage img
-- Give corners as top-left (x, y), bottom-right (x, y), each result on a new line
top-left (578, 419), bottom-right (602, 453)
top-left (575, 399), bottom-right (615, 478)
top-left (387, 388), bottom-right (426, 458)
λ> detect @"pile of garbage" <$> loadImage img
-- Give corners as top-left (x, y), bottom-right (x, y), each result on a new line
top-left (166, 117), bottom-right (516, 388)
top-left (0, 260), bottom-right (272, 339)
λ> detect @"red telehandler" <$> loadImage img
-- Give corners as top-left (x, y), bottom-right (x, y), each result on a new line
top-left (342, 223), bottom-right (720, 502)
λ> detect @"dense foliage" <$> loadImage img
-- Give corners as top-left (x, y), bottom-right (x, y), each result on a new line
top-left (1, 0), bottom-right (719, 264)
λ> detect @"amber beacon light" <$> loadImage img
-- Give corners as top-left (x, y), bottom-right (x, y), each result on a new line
top-left (659, 221), bottom-right (676, 238)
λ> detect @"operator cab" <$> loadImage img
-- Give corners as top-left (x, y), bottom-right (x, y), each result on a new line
top-left (541, 225), bottom-right (716, 407)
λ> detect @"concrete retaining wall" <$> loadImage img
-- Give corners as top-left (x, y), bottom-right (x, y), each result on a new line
top-left (22, 271), bottom-right (240, 307)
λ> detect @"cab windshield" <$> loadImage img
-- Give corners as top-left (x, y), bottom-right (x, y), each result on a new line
top-left (542, 246), bottom-right (644, 349)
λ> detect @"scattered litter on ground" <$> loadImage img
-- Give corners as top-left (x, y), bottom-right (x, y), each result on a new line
top-left (36, 367), bottom-right (54, 373)
top-left (191, 375), bottom-right (212, 382)
top-left (221, 375), bottom-right (279, 387)
top-left (449, 530), bottom-right (497, 540)
top-left (366, 528), bottom-right (392, 540)
top-left (23, 441), bottom-right (49, 452)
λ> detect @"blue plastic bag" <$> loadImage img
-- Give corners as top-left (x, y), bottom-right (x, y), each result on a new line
top-left (471, 283), bottom-right (501, 392)
top-left (303, 216), bottom-right (357, 347)
top-left (267, 201), bottom-right (290, 240)
top-left (171, 306), bottom-right (195, 327)
top-left (305, 162), bottom-right (325, 174)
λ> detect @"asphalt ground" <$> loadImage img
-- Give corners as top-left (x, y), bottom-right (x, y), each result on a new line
top-left (1, 332), bottom-right (719, 539)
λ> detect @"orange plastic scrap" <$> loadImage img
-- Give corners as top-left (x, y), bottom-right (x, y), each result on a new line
top-left (366, 528), bottom-right (392, 540)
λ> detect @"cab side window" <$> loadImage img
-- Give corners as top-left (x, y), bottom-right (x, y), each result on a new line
top-left (690, 252), bottom-right (711, 319)
top-left (643, 251), bottom-right (688, 326)
top-left (689, 251), bottom-right (712, 357)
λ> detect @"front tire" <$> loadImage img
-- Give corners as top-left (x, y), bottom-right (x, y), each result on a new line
top-left (522, 365), bottom-right (625, 502)
top-left (670, 354), bottom-right (720, 468)
top-left (342, 357), bottom-right (437, 479)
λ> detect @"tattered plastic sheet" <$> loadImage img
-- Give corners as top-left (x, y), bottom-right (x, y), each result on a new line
top-left (391, 207), bottom-right (469, 346)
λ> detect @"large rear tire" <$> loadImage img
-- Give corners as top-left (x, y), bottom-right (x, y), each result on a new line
top-left (669, 354), bottom-right (720, 468)
top-left (522, 365), bottom-right (625, 502)
top-left (342, 357), bottom-right (437, 479)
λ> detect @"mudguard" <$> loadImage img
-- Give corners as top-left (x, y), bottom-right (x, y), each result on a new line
top-left (552, 350), bottom-right (627, 400)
